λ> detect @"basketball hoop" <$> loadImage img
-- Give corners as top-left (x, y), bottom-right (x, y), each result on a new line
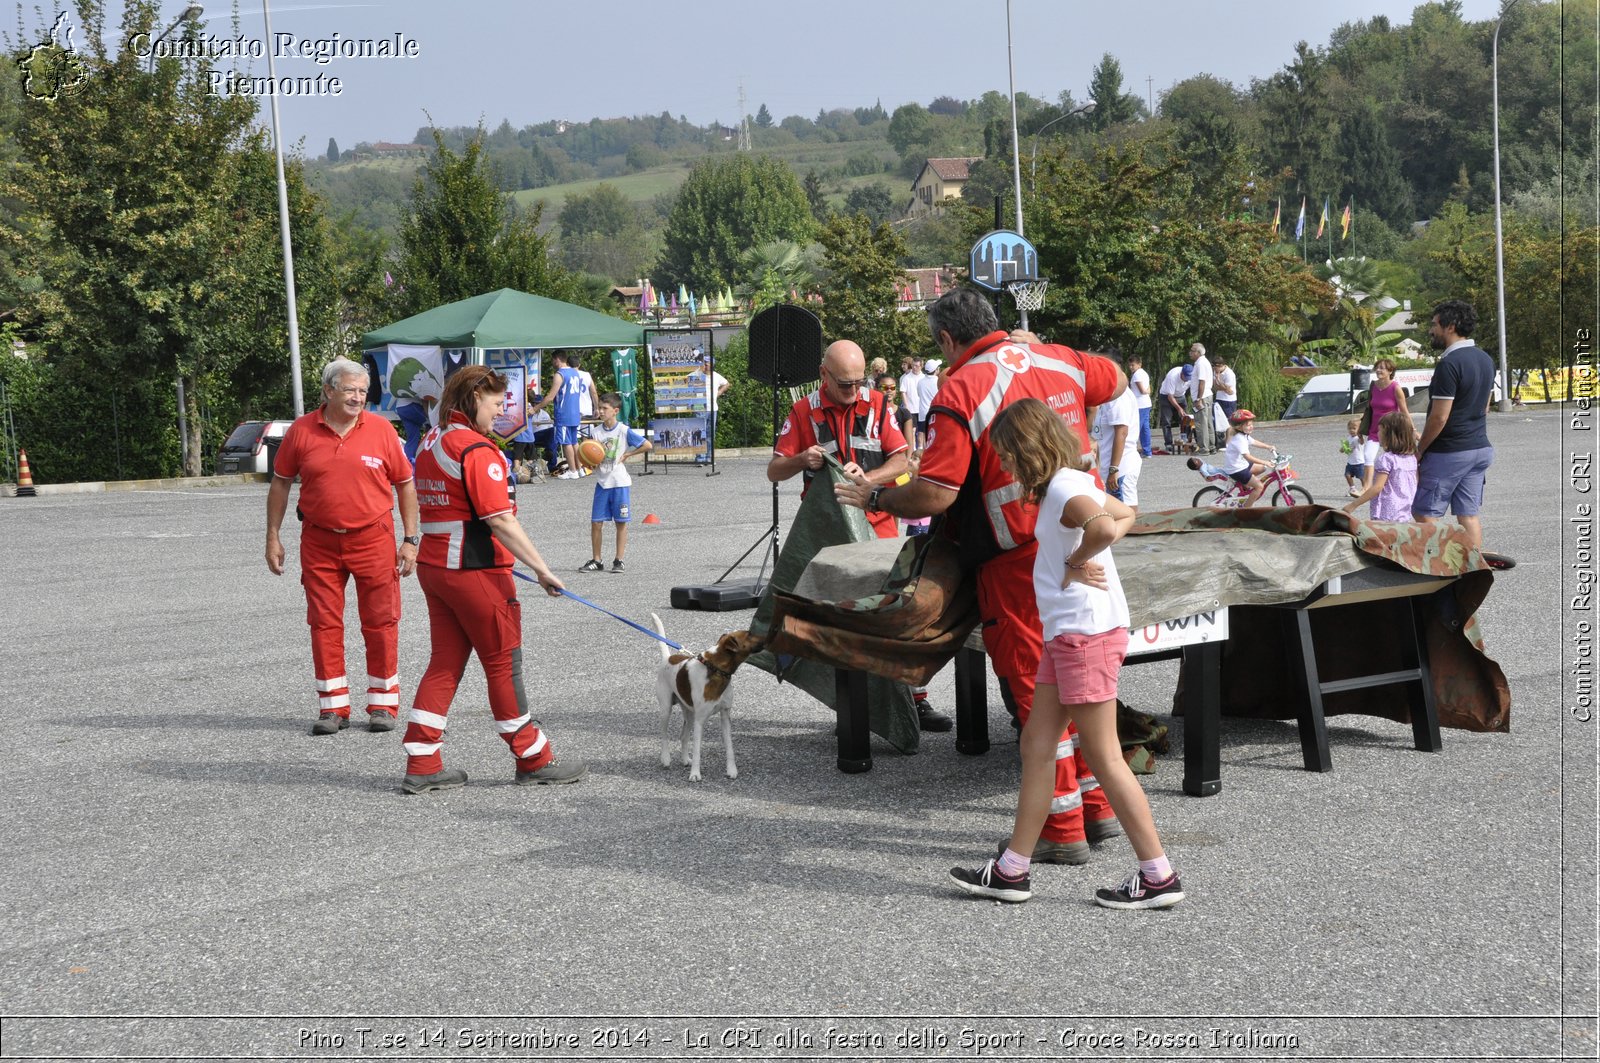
top-left (1005, 276), bottom-right (1049, 313)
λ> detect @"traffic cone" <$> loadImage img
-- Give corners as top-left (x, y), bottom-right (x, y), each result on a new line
top-left (641, 513), bottom-right (661, 524)
top-left (15, 449), bottom-right (36, 497)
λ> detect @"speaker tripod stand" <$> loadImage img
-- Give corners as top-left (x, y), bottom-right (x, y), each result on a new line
top-left (669, 303), bottom-right (822, 612)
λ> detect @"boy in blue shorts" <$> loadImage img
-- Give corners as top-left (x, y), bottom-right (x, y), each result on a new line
top-left (579, 392), bottom-right (652, 573)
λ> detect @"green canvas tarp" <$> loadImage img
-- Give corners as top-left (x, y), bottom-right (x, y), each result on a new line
top-left (362, 288), bottom-right (644, 350)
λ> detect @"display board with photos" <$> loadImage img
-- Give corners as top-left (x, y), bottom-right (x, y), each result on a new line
top-left (646, 328), bottom-right (713, 461)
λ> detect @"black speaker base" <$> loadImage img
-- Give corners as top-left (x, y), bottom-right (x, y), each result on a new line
top-left (670, 582), bottom-right (763, 611)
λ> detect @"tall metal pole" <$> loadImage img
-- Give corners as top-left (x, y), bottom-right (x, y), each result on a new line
top-left (1490, 0), bottom-right (1517, 413)
top-left (1005, 0), bottom-right (1029, 328)
top-left (263, 0), bottom-right (306, 416)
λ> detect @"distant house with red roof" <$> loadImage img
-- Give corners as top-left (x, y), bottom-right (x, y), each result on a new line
top-left (907, 157), bottom-right (981, 217)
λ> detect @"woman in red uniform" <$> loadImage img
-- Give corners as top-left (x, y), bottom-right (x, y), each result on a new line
top-left (402, 365), bottom-right (586, 794)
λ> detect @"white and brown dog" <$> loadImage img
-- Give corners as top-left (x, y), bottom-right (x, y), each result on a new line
top-left (651, 614), bottom-right (763, 781)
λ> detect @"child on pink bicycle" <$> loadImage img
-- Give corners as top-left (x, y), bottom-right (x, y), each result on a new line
top-left (1220, 409), bottom-right (1276, 506)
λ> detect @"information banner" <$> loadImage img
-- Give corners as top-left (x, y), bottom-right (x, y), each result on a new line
top-left (647, 329), bottom-right (712, 417)
top-left (649, 416), bottom-right (709, 461)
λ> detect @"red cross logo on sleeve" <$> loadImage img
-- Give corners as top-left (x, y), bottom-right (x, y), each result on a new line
top-left (997, 345), bottom-right (1031, 373)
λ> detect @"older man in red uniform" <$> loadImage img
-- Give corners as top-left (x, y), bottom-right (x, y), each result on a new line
top-left (267, 358), bottom-right (420, 735)
top-left (837, 288), bottom-right (1127, 861)
top-left (770, 339), bottom-right (950, 732)
top-left (768, 339), bottom-right (910, 539)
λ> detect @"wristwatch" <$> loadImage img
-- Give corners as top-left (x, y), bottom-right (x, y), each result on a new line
top-left (402, 534), bottom-right (421, 546)
top-left (867, 485), bottom-right (884, 513)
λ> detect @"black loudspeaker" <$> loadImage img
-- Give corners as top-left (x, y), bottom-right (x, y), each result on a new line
top-left (747, 303), bottom-right (823, 387)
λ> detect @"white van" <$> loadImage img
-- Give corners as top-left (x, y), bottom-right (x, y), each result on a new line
top-left (1282, 367), bottom-right (1435, 420)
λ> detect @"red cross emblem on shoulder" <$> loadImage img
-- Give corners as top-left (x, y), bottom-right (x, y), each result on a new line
top-left (997, 345), bottom-right (1031, 373)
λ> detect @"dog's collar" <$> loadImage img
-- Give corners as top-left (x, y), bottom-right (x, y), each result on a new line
top-left (695, 652), bottom-right (734, 679)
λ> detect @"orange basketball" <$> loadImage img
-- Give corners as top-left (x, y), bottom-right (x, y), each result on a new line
top-left (577, 438), bottom-right (606, 469)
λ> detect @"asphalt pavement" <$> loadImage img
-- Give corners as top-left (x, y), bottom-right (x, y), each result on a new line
top-left (0, 406), bottom-right (1592, 1062)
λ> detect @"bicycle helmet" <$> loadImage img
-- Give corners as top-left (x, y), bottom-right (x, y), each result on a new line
top-left (1230, 408), bottom-right (1256, 423)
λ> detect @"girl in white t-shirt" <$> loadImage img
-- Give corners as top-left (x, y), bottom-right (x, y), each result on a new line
top-left (948, 398), bottom-right (1184, 911)
top-left (1220, 408), bottom-right (1275, 506)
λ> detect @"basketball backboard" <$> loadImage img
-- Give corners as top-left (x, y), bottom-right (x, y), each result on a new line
top-left (968, 228), bottom-right (1040, 292)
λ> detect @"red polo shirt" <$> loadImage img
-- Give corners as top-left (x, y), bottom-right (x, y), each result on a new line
top-left (274, 408), bottom-right (412, 531)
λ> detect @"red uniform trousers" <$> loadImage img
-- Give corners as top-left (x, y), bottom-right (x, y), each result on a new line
top-left (978, 543), bottom-right (1114, 844)
top-left (404, 564), bottom-right (555, 777)
top-left (299, 518), bottom-right (401, 720)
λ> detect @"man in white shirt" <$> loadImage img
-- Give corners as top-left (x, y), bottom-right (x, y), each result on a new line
top-left (1127, 354), bottom-right (1152, 457)
top-left (1158, 363), bottom-right (1186, 452)
top-left (1186, 342), bottom-right (1215, 453)
top-left (576, 357), bottom-right (598, 419)
top-left (1093, 383), bottom-right (1142, 511)
top-left (898, 356), bottom-right (924, 448)
top-left (698, 352), bottom-right (730, 464)
top-left (914, 358), bottom-right (943, 450)
top-left (1213, 354), bottom-right (1238, 422)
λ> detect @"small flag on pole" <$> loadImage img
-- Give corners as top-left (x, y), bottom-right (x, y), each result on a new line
top-left (1294, 199), bottom-right (1306, 240)
top-left (1316, 197), bottom-right (1329, 239)
top-left (1271, 200), bottom-right (1281, 238)
top-left (383, 271), bottom-right (393, 288)
top-left (1341, 201), bottom-right (1352, 240)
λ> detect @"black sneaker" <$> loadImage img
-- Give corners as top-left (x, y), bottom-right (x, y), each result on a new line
top-left (916, 699), bottom-right (952, 732)
top-left (950, 858), bottom-right (1032, 903)
top-left (610, 559), bottom-right (624, 573)
top-left (1094, 869), bottom-right (1185, 910)
top-left (401, 767), bottom-right (468, 794)
top-left (310, 712), bottom-right (348, 736)
top-left (579, 559), bottom-right (604, 572)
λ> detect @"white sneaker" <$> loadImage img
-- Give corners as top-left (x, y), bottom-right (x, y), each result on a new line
top-left (559, 471), bottom-right (581, 480)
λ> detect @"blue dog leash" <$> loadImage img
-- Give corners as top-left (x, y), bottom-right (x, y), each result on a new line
top-left (511, 569), bottom-right (684, 650)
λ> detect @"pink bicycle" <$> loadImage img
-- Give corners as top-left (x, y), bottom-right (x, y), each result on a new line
top-left (1191, 452), bottom-right (1314, 508)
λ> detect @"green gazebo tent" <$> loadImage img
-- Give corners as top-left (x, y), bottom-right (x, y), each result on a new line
top-left (362, 288), bottom-right (643, 350)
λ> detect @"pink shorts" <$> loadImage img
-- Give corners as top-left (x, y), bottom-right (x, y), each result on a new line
top-left (1036, 628), bottom-right (1129, 704)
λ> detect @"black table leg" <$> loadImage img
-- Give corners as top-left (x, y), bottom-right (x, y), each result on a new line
top-left (1181, 641), bottom-right (1222, 796)
top-left (835, 667), bottom-right (872, 773)
top-left (1406, 597), bottom-right (1443, 753)
top-left (954, 646), bottom-right (990, 756)
top-left (1290, 609), bottom-right (1333, 772)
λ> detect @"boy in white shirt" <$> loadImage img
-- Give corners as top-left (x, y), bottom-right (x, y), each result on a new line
top-left (579, 392), bottom-right (652, 573)
top-left (1093, 386), bottom-right (1142, 511)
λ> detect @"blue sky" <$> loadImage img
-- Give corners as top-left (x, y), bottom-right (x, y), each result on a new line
top-left (80, 0), bottom-right (1507, 152)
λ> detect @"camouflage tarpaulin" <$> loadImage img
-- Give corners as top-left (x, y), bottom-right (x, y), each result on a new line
top-left (1129, 506), bottom-right (1510, 733)
top-left (746, 456), bottom-right (922, 754)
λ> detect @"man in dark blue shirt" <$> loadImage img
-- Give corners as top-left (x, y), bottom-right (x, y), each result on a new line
top-left (1414, 300), bottom-right (1497, 556)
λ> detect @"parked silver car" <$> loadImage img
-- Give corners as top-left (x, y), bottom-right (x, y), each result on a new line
top-left (216, 420), bottom-right (292, 475)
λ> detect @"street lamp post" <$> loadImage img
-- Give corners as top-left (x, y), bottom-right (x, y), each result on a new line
top-left (144, 3), bottom-right (202, 72)
top-left (1030, 102), bottom-right (1096, 185)
top-left (262, 0), bottom-right (306, 416)
top-left (1005, 0), bottom-right (1025, 236)
top-left (148, 4), bottom-right (203, 470)
top-left (1490, 0), bottom-right (1519, 413)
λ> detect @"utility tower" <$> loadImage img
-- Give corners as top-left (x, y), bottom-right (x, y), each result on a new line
top-left (737, 79), bottom-right (752, 151)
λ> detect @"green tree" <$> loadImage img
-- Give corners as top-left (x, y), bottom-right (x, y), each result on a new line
top-left (4, 0), bottom-right (341, 477)
top-left (814, 213), bottom-right (926, 365)
top-left (842, 183), bottom-right (898, 226)
top-left (887, 102), bottom-right (934, 158)
top-left (1255, 41), bottom-right (1338, 199)
top-left (326, 137), bottom-right (340, 163)
top-left (1019, 136), bottom-right (1329, 362)
top-left (755, 103), bottom-right (773, 128)
top-left (557, 182), bottom-right (654, 280)
top-left (1334, 101), bottom-right (1413, 231)
top-left (655, 154), bottom-right (814, 292)
top-left (395, 128), bottom-right (579, 316)
top-left (802, 168), bottom-right (828, 222)
top-left (1086, 53), bottom-right (1143, 130)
